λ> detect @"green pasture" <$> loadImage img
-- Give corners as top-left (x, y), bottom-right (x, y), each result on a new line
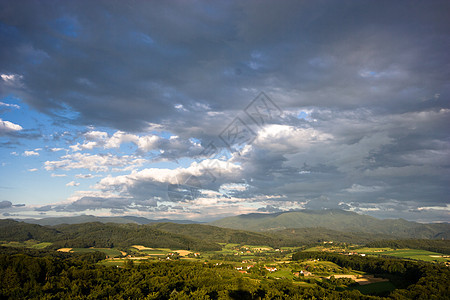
top-left (355, 248), bottom-right (449, 263)
top-left (71, 247), bottom-right (122, 257)
top-left (267, 268), bottom-right (295, 280)
top-left (30, 242), bottom-right (52, 249)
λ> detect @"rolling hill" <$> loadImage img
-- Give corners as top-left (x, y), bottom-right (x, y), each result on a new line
top-left (0, 220), bottom-right (220, 251)
top-left (149, 223), bottom-right (398, 246)
top-left (149, 222), bottom-right (278, 245)
top-left (209, 209), bottom-right (450, 239)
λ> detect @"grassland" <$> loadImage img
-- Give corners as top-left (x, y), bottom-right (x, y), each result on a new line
top-left (69, 247), bottom-right (123, 257)
top-left (354, 247), bottom-right (450, 263)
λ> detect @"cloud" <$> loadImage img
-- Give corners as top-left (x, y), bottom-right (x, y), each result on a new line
top-left (0, 200), bottom-right (12, 209)
top-left (51, 173), bottom-right (67, 177)
top-left (0, 101), bottom-right (20, 109)
top-left (0, 119), bottom-right (23, 135)
top-left (66, 181), bottom-right (80, 187)
top-left (23, 150), bottom-right (39, 156)
top-left (0, 73), bottom-right (23, 86)
top-left (34, 205), bottom-right (53, 212)
top-left (75, 173), bottom-right (98, 179)
top-left (257, 205), bottom-right (283, 213)
top-left (44, 153), bottom-right (146, 172)
top-left (1, 1), bottom-right (449, 221)
top-left (28, 168), bottom-right (38, 172)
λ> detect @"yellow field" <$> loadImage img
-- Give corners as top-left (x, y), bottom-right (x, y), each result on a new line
top-left (57, 248), bottom-right (72, 252)
top-left (174, 250), bottom-right (192, 256)
top-left (131, 245), bottom-right (153, 250)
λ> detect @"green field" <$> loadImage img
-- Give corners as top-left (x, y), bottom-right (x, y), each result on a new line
top-left (267, 268), bottom-right (295, 280)
top-left (30, 242), bottom-right (52, 249)
top-left (355, 247), bottom-right (449, 263)
top-left (71, 248), bottom-right (122, 257)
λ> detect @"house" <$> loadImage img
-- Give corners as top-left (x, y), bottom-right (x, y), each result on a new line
top-left (265, 267), bottom-right (277, 272)
top-left (300, 270), bottom-right (312, 276)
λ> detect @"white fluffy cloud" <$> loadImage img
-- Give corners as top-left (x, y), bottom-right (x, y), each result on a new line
top-left (0, 118), bottom-right (22, 134)
top-left (44, 153), bottom-right (146, 172)
top-left (0, 101), bottom-right (20, 109)
top-left (70, 130), bottom-right (162, 152)
top-left (23, 150), bottom-right (39, 156)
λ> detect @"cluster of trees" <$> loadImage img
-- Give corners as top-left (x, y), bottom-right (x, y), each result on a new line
top-left (293, 251), bottom-right (449, 298)
top-left (365, 239), bottom-right (450, 255)
top-left (0, 248), bottom-right (373, 299)
top-left (1, 245), bottom-right (449, 299)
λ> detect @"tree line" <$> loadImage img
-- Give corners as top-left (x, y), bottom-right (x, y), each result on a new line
top-left (292, 251), bottom-right (449, 299)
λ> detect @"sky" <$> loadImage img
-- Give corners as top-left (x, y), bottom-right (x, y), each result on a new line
top-left (0, 0), bottom-right (449, 222)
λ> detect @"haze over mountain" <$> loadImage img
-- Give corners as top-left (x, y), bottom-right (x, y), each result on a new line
top-left (17, 215), bottom-right (201, 226)
top-left (209, 209), bottom-right (450, 239)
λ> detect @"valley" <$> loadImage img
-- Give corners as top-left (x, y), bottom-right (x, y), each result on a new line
top-left (0, 210), bottom-right (449, 299)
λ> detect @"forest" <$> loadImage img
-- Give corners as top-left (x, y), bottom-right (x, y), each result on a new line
top-left (0, 244), bottom-right (448, 299)
top-left (1, 219), bottom-right (449, 299)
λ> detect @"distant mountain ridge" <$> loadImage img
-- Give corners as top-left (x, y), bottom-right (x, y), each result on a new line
top-left (16, 215), bottom-right (201, 226)
top-left (6, 209), bottom-right (449, 240)
top-left (209, 209), bottom-right (450, 239)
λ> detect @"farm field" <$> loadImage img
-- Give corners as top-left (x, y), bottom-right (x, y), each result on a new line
top-left (303, 244), bottom-right (450, 263)
top-left (354, 247), bottom-right (450, 263)
top-left (61, 247), bottom-right (123, 257)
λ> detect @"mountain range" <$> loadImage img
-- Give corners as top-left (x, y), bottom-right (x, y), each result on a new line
top-left (17, 215), bottom-right (200, 226)
top-left (209, 209), bottom-right (449, 239)
top-left (6, 209), bottom-right (449, 241)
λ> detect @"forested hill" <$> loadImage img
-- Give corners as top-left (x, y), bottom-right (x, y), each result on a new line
top-left (0, 219), bottom-right (63, 241)
top-left (209, 209), bottom-right (450, 239)
top-left (148, 223), bottom-right (399, 246)
top-left (0, 220), bottom-right (221, 251)
top-left (149, 222), bottom-right (278, 245)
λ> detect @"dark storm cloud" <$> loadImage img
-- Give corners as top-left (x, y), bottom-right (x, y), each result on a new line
top-left (1, 0), bottom-right (446, 133)
top-left (1, 0), bottom-right (449, 221)
top-left (0, 200), bottom-right (12, 209)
